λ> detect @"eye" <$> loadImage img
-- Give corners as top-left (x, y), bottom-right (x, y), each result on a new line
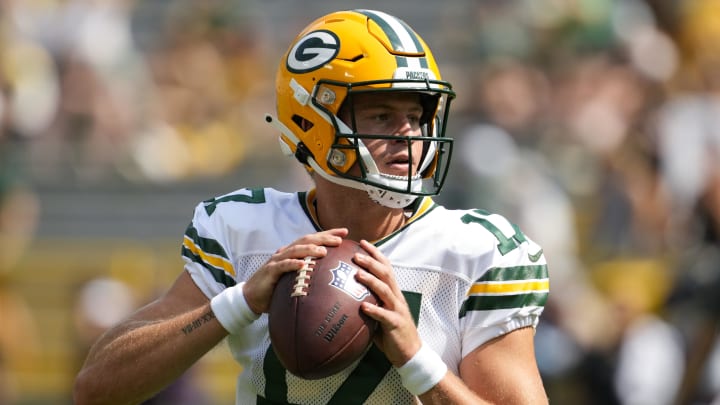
top-left (370, 113), bottom-right (391, 122)
top-left (408, 114), bottom-right (421, 126)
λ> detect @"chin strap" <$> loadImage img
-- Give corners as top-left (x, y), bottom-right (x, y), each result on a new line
top-left (363, 172), bottom-right (421, 208)
top-left (364, 187), bottom-right (418, 208)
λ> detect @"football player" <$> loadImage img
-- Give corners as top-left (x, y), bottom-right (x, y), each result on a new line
top-left (74, 9), bottom-right (549, 404)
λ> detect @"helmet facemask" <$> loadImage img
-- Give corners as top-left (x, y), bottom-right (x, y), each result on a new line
top-left (313, 80), bottom-right (454, 208)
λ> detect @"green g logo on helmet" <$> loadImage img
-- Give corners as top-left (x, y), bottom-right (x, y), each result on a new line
top-left (286, 30), bottom-right (340, 74)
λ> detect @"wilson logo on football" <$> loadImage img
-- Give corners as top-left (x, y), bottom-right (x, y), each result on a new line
top-left (329, 261), bottom-right (370, 301)
top-left (286, 30), bottom-right (340, 74)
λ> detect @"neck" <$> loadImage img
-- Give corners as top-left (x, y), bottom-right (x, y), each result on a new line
top-left (313, 183), bottom-right (408, 242)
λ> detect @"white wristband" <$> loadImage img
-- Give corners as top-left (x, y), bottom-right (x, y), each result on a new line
top-left (210, 282), bottom-right (260, 335)
top-left (395, 342), bottom-right (448, 396)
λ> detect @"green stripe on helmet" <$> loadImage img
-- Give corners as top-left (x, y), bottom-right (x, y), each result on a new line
top-left (356, 9), bottom-right (425, 54)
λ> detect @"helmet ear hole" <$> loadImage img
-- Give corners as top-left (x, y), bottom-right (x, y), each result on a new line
top-left (291, 115), bottom-right (314, 131)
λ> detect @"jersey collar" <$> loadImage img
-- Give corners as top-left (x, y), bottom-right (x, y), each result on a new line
top-left (297, 189), bottom-right (437, 242)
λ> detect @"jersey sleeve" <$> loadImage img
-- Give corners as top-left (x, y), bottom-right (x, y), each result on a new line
top-left (181, 196), bottom-right (239, 300)
top-left (458, 210), bottom-right (549, 358)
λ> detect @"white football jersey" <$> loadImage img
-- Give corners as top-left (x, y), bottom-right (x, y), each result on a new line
top-left (182, 187), bottom-right (548, 405)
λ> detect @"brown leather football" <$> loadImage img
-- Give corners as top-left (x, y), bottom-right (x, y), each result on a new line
top-left (268, 239), bottom-right (379, 380)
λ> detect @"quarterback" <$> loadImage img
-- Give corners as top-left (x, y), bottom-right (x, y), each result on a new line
top-left (74, 9), bottom-right (549, 405)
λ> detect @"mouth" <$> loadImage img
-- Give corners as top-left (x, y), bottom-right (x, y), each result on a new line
top-left (383, 156), bottom-right (414, 176)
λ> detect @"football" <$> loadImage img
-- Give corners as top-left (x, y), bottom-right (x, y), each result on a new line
top-left (268, 239), bottom-right (379, 380)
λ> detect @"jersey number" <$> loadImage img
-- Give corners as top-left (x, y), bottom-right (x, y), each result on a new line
top-left (203, 188), bottom-right (266, 215)
top-left (259, 292), bottom-right (421, 404)
top-left (460, 209), bottom-right (527, 255)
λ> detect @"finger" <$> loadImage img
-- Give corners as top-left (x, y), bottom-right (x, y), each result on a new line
top-left (269, 257), bottom-right (312, 276)
top-left (354, 266), bottom-right (387, 296)
top-left (360, 299), bottom-right (393, 323)
top-left (274, 243), bottom-right (327, 261)
top-left (355, 242), bottom-right (400, 292)
top-left (307, 228), bottom-right (349, 244)
top-left (324, 227), bottom-right (350, 238)
top-left (287, 228), bottom-right (349, 252)
top-left (359, 290), bottom-right (409, 336)
top-left (354, 265), bottom-right (401, 312)
top-left (358, 240), bottom-right (391, 266)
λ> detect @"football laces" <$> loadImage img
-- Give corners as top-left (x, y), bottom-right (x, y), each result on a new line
top-left (291, 257), bottom-right (315, 297)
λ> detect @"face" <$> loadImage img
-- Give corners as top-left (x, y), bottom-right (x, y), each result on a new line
top-left (339, 92), bottom-right (426, 178)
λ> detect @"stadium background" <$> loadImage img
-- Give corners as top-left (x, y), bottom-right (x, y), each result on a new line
top-left (1, 0), bottom-right (719, 404)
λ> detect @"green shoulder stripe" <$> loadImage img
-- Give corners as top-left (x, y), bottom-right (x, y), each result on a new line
top-left (459, 265), bottom-right (549, 318)
top-left (459, 292), bottom-right (547, 317)
top-left (182, 246), bottom-right (236, 288)
top-left (477, 265), bottom-right (548, 282)
top-left (182, 223), bottom-right (236, 287)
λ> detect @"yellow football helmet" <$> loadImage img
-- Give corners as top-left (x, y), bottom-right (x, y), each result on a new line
top-left (265, 9), bottom-right (455, 208)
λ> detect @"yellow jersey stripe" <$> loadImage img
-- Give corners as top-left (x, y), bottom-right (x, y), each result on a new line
top-left (468, 280), bottom-right (550, 295)
top-left (183, 235), bottom-right (236, 276)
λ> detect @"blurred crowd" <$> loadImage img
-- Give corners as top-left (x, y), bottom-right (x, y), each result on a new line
top-left (1, 0), bottom-right (720, 404)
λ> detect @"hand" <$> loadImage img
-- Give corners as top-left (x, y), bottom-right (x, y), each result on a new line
top-left (242, 228), bottom-right (348, 314)
top-left (354, 240), bottom-right (422, 367)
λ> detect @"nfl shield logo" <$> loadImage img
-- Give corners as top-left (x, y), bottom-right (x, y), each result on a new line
top-left (329, 261), bottom-right (370, 301)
